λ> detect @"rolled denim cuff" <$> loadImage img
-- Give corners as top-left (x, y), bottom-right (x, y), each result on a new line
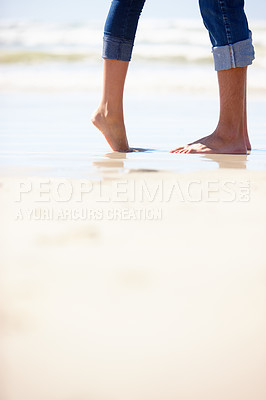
top-left (102, 35), bottom-right (134, 61)
top-left (212, 34), bottom-right (255, 71)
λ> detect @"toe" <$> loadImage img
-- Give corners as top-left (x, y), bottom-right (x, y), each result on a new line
top-left (178, 146), bottom-right (188, 154)
top-left (170, 146), bottom-right (185, 153)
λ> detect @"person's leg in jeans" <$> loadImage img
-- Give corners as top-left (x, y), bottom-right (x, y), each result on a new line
top-left (171, 0), bottom-right (255, 154)
top-left (92, 0), bottom-right (146, 151)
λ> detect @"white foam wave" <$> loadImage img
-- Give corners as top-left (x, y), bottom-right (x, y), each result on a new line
top-left (1, 19), bottom-right (266, 66)
top-left (0, 19), bottom-right (265, 93)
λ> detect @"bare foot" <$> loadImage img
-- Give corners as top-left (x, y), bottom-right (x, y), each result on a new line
top-left (91, 109), bottom-right (130, 152)
top-left (170, 131), bottom-right (247, 154)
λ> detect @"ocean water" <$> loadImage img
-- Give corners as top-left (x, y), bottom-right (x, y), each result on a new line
top-left (0, 19), bottom-right (265, 177)
top-left (0, 19), bottom-right (266, 92)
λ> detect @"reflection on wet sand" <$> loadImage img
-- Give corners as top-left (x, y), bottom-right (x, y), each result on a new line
top-left (92, 149), bottom-right (159, 178)
top-left (201, 154), bottom-right (248, 169)
top-left (92, 151), bottom-right (250, 180)
top-left (92, 152), bottom-right (126, 179)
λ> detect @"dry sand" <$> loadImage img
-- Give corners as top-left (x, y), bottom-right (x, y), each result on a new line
top-left (0, 165), bottom-right (266, 400)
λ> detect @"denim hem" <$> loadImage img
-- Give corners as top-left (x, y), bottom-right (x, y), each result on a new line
top-left (102, 35), bottom-right (134, 61)
top-left (212, 35), bottom-right (255, 71)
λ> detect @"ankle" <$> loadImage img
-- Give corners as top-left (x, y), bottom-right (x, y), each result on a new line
top-left (98, 101), bottom-right (123, 120)
top-left (215, 122), bottom-right (245, 142)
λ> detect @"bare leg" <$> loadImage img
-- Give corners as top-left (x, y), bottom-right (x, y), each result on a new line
top-left (91, 59), bottom-right (130, 152)
top-left (171, 66), bottom-right (249, 154)
top-left (244, 75), bottom-right (251, 151)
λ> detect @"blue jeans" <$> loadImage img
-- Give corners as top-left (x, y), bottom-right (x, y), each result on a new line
top-left (103, 0), bottom-right (255, 71)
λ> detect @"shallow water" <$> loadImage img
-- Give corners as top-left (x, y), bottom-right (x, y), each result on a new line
top-left (0, 91), bottom-right (265, 178)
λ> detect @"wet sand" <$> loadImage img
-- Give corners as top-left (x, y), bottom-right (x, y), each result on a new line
top-left (1, 89), bottom-right (266, 399)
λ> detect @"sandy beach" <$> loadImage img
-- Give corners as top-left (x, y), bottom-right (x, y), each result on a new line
top-left (1, 15), bottom-right (266, 400)
top-left (1, 164), bottom-right (266, 400)
top-left (1, 90), bottom-right (266, 400)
